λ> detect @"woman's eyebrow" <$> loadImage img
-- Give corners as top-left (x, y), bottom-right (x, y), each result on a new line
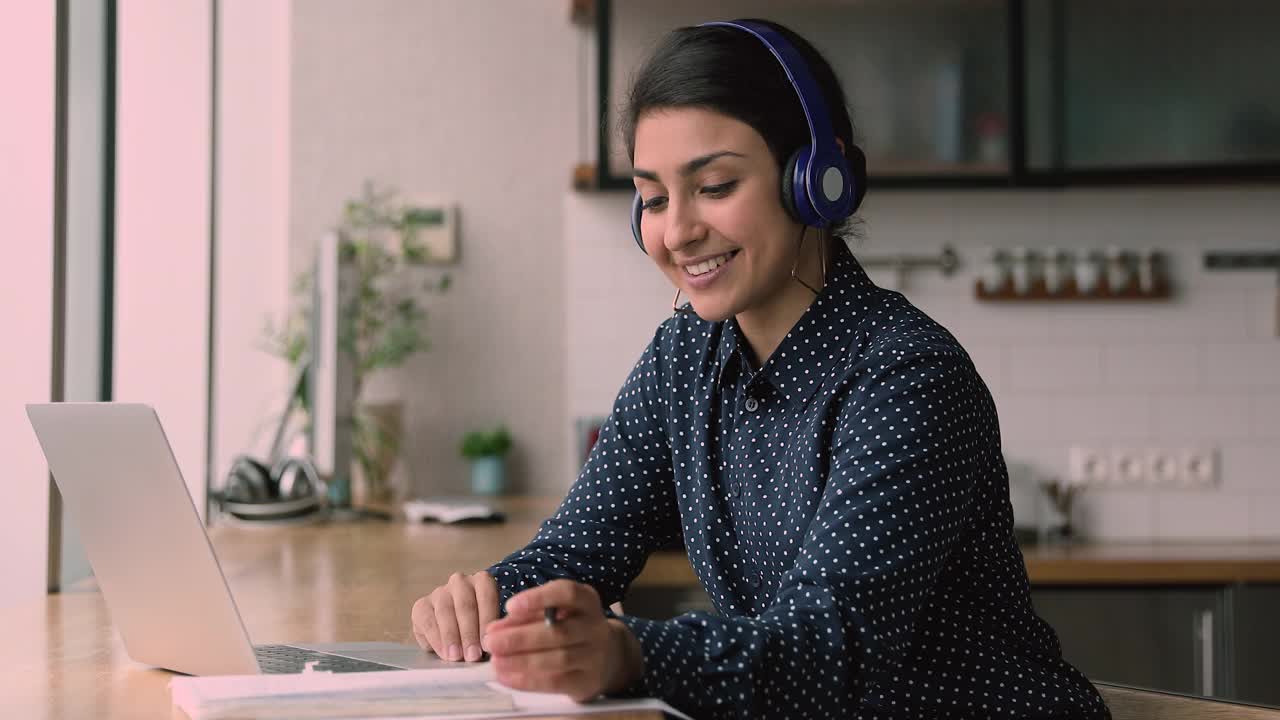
top-left (633, 150), bottom-right (745, 181)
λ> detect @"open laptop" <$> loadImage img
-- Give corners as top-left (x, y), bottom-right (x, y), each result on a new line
top-left (26, 402), bottom-right (449, 676)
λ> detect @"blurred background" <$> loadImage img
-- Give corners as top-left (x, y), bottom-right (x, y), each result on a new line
top-left (3, 0), bottom-right (1279, 706)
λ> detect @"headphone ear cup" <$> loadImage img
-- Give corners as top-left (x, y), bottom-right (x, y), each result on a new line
top-left (630, 192), bottom-right (646, 254)
top-left (272, 457), bottom-right (322, 500)
top-left (224, 455), bottom-right (273, 503)
top-left (780, 149), bottom-right (804, 223)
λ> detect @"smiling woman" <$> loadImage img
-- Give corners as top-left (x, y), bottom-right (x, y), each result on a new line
top-left (412, 18), bottom-right (1111, 720)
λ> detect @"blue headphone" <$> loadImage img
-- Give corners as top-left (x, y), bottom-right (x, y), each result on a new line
top-left (631, 20), bottom-right (864, 253)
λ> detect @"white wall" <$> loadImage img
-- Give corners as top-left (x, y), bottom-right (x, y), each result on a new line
top-left (0, 1), bottom-right (55, 606)
top-left (289, 1), bottom-right (577, 496)
top-left (114, 0), bottom-right (212, 516)
top-left (566, 188), bottom-right (1280, 541)
top-left (211, 1), bottom-right (292, 500)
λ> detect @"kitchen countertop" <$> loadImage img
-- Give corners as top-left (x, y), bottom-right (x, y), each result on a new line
top-left (212, 496), bottom-right (1280, 588)
top-left (408, 497), bottom-right (1280, 587)
top-left (1016, 540), bottom-right (1280, 585)
top-left (635, 540), bottom-right (1280, 587)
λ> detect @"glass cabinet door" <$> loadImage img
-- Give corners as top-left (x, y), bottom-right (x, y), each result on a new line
top-left (1025, 0), bottom-right (1280, 171)
top-left (603, 0), bottom-right (1011, 184)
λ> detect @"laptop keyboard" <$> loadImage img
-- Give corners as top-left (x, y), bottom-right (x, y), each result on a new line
top-left (254, 644), bottom-right (401, 674)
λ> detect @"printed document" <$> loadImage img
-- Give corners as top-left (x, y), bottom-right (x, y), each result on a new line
top-left (169, 664), bottom-right (692, 719)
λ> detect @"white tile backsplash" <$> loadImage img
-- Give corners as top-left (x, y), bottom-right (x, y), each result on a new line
top-left (1047, 393), bottom-right (1154, 441)
top-left (1074, 489), bottom-right (1156, 541)
top-left (1200, 342), bottom-right (1280, 389)
top-left (1219, 443), bottom-right (1280, 492)
top-left (1248, 493), bottom-right (1280, 539)
top-left (1102, 344), bottom-right (1201, 389)
top-left (1252, 393), bottom-right (1280, 437)
top-left (914, 297), bottom-right (1056, 342)
top-left (1154, 493), bottom-right (1254, 541)
top-left (1006, 344), bottom-right (1104, 391)
top-left (567, 188), bottom-right (1280, 541)
top-left (1245, 288), bottom-right (1280, 341)
top-left (1149, 393), bottom-right (1253, 441)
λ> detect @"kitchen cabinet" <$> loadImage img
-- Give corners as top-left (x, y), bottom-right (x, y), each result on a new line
top-left (589, 0), bottom-right (1012, 189)
top-left (1030, 587), bottom-right (1228, 699)
top-left (1031, 585), bottom-right (1280, 707)
top-left (580, 0), bottom-right (1280, 190)
top-left (1232, 586), bottom-right (1280, 708)
top-left (624, 561), bottom-right (1280, 707)
top-left (1022, 0), bottom-right (1280, 181)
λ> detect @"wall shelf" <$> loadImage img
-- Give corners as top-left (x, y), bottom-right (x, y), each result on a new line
top-left (975, 279), bottom-right (1172, 302)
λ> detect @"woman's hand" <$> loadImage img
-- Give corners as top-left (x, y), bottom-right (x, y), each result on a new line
top-left (484, 579), bottom-right (645, 702)
top-left (410, 570), bottom-right (499, 663)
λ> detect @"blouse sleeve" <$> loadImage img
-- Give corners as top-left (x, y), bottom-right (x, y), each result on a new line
top-left (614, 345), bottom-right (988, 718)
top-left (486, 322), bottom-right (682, 612)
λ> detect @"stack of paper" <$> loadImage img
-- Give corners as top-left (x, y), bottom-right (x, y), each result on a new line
top-left (402, 498), bottom-right (504, 524)
top-left (169, 665), bottom-right (692, 719)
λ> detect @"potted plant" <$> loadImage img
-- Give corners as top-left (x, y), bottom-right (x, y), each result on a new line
top-left (459, 426), bottom-right (512, 496)
top-left (263, 180), bottom-right (451, 506)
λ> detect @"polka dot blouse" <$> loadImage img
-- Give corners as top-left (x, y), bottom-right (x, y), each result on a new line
top-left (489, 240), bottom-right (1111, 719)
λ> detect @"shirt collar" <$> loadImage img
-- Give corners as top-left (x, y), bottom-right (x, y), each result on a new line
top-left (714, 239), bottom-right (875, 408)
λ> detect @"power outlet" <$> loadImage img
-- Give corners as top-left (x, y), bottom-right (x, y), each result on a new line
top-left (1180, 447), bottom-right (1219, 488)
top-left (1069, 446), bottom-right (1111, 486)
top-left (1066, 445), bottom-right (1221, 489)
top-left (1146, 449), bottom-right (1182, 485)
top-left (1111, 448), bottom-right (1147, 486)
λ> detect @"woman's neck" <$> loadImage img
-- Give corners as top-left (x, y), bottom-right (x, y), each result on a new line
top-left (735, 233), bottom-right (829, 367)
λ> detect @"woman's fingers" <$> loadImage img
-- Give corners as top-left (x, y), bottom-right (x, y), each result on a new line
top-left (483, 580), bottom-right (626, 701)
top-left (504, 578), bottom-right (598, 619)
top-left (486, 616), bottom-right (586, 656)
top-left (409, 572), bottom-right (500, 663)
top-left (492, 646), bottom-right (604, 702)
top-left (473, 571), bottom-right (500, 652)
top-left (493, 647), bottom-right (586, 688)
top-left (447, 573), bottom-right (484, 662)
top-left (410, 595), bottom-right (439, 652)
top-left (431, 589), bottom-right (463, 661)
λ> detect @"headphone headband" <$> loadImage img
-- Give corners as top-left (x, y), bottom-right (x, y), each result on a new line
top-left (631, 20), bottom-right (861, 252)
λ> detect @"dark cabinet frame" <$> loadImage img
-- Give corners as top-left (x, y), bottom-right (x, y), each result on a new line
top-left (586, 0), bottom-right (1280, 192)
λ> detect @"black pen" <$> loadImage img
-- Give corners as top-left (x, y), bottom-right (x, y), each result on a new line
top-left (544, 606), bottom-right (558, 626)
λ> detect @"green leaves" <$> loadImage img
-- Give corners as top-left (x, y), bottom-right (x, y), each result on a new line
top-left (459, 426), bottom-right (512, 459)
top-left (261, 179), bottom-right (452, 412)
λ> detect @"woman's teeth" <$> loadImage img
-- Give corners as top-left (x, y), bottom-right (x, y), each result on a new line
top-left (685, 251), bottom-right (737, 276)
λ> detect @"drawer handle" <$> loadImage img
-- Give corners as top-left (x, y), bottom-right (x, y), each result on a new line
top-left (1193, 609), bottom-right (1214, 697)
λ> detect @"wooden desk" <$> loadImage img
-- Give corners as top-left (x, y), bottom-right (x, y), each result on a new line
top-left (1099, 684), bottom-right (1280, 719)
top-left (5, 495), bottom-right (1279, 719)
top-left (0, 498), bottom-right (658, 720)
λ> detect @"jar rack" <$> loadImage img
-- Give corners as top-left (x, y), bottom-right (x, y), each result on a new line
top-left (975, 247), bottom-right (1172, 302)
top-left (975, 276), bottom-right (1173, 301)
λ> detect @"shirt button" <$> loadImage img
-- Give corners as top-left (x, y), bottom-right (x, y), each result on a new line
top-left (747, 572), bottom-right (761, 587)
top-left (729, 485), bottom-right (740, 498)
top-left (744, 397), bottom-right (760, 412)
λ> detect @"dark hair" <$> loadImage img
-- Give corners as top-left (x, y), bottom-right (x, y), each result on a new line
top-left (622, 19), bottom-right (866, 239)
